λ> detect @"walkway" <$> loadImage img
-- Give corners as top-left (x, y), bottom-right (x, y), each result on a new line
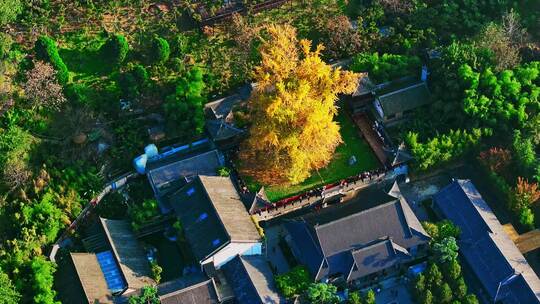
top-left (253, 170), bottom-right (391, 222)
top-left (504, 224), bottom-right (540, 254)
top-left (351, 112), bottom-right (388, 165)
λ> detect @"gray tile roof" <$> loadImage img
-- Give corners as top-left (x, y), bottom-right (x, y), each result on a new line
top-left (311, 197), bottom-right (427, 257)
top-left (376, 82), bottom-right (430, 118)
top-left (206, 119), bottom-right (244, 142)
top-left (348, 239), bottom-right (410, 281)
top-left (285, 184), bottom-right (429, 282)
top-left (147, 150), bottom-right (223, 196)
top-left (70, 253), bottom-right (113, 304)
top-left (434, 179), bottom-right (540, 303)
top-left (99, 218), bottom-right (155, 290)
top-left (222, 255), bottom-right (284, 304)
top-left (205, 94), bottom-right (243, 120)
top-left (168, 176), bottom-right (260, 262)
top-left (158, 278), bottom-right (220, 304)
top-left (199, 176), bottom-right (260, 242)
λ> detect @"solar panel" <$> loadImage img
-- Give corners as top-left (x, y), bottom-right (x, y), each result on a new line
top-left (197, 213), bottom-right (208, 222)
top-left (212, 239), bottom-right (221, 247)
top-left (186, 187), bottom-right (196, 196)
top-left (96, 251), bottom-right (126, 293)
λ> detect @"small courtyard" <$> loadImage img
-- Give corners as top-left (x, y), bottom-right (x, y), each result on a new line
top-left (247, 109), bottom-right (380, 201)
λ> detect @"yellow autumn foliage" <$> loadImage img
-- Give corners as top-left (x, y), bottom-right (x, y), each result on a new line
top-left (239, 24), bottom-right (361, 185)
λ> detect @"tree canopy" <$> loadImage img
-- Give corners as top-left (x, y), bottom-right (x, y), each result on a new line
top-left (239, 24), bottom-right (360, 185)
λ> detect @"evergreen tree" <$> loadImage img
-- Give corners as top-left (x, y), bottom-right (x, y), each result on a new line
top-left (438, 283), bottom-right (453, 303)
top-left (364, 289), bottom-right (376, 304)
top-left (164, 66), bottom-right (206, 136)
top-left (34, 36), bottom-right (69, 84)
top-left (149, 36), bottom-right (170, 64)
top-left (101, 34), bottom-right (129, 65)
top-left (453, 277), bottom-right (468, 299)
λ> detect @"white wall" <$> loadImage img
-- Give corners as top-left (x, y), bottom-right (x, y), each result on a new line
top-left (202, 241), bottom-right (262, 269)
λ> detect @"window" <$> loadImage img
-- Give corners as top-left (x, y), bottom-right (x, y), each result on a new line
top-left (212, 239), bottom-right (221, 247)
top-left (186, 187), bottom-right (195, 196)
top-left (196, 213), bottom-right (208, 222)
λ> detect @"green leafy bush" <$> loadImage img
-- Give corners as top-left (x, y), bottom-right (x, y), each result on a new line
top-left (350, 52), bottom-right (421, 83)
top-left (129, 286), bottom-right (159, 304)
top-left (422, 220), bottom-right (461, 242)
top-left (459, 62), bottom-right (540, 129)
top-left (519, 207), bottom-right (535, 230)
top-left (34, 36), bottom-right (69, 84)
top-left (306, 283), bottom-right (339, 304)
top-left (150, 261), bottom-right (162, 284)
top-left (217, 166), bottom-right (231, 177)
top-left (406, 128), bottom-right (492, 170)
top-left (100, 34), bottom-right (129, 65)
top-left (274, 266), bottom-right (311, 299)
top-left (30, 257), bottom-right (58, 304)
top-left (0, 267), bottom-right (20, 304)
top-left (0, 0), bottom-right (22, 26)
top-left (118, 64), bottom-right (149, 98)
top-left (129, 199), bottom-right (160, 231)
top-left (65, 83), bottom-right (91, 106)
top-left (149, 36), bottom-right (170, 64)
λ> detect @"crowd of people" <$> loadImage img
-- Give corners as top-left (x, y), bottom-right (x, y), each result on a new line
top-left (225, 149), bottom-right (401, 216)
top-left (254, 165), bottom-right (393, 215)
top-left (372, 120), bottom-right (390, 148)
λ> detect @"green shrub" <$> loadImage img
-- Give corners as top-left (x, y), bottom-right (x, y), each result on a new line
top-left (65, 83), bottom-right (90, 106)
top-left (150, 261), bottom-right (162, 284)
top-left (306, 283), bottom-right (339, 304)
top-left (129, 199), bottom-right (159, 231)
top-left (406, 128), bottom-right (492, 170)
top-left (274, 266), bottom-right (311, 299)
top-left (217, 166), bottom-right (231, 177)
top-left (173, 34), bottom-right (190, 57)
top-left (129, 286), bottom-right (159, 304)
top-left (519, 207), bottom-right (535, 230)
top-left (149, 36), bottom-right (170, 64)
top-left (132, 64), bottom-right (149, 85)
top-left (100, 34), bottom-right (129, 65)
top-left (118, 64), bottom-right (148, 98)
top-left (34, 36), bottom-right (69, 84)
top-left (350, 52), bottom-right (421, 83)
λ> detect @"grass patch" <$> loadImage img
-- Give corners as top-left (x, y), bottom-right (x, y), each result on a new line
top-left (247, 110), bottom-right (379, 201)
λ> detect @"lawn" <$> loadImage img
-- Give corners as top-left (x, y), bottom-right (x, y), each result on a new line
top-left (248, 109), bottom-right (380, 202)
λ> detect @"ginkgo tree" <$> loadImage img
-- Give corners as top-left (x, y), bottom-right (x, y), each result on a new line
top-left (239, 24), bottom-right (361, 185)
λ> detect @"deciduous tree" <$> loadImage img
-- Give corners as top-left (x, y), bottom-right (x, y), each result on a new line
top-left (0, 267), bottom-right (20, 304)
top-left (129, 286), bottom-right (159, 304)
top-left (30, 257), bottom-right (59, 304)
top-left (476, 23), bottom-right (520, 71)
top-left (306, 283), bottom-right (339, 304)
top-left (433, 237), bottom-right (459, 263)
top-left (274, 266), bottom-right (311, 299)
top-left (317, 15), bottom-right (363, 59)
top-left (23, 61), bottom-right (66, 111)
top-left (510, 177), bottom-right (540, 211)
top-left (0, 0), bottom-right (22, 26)
top-left (239, 24), bottom-right (360, 185)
